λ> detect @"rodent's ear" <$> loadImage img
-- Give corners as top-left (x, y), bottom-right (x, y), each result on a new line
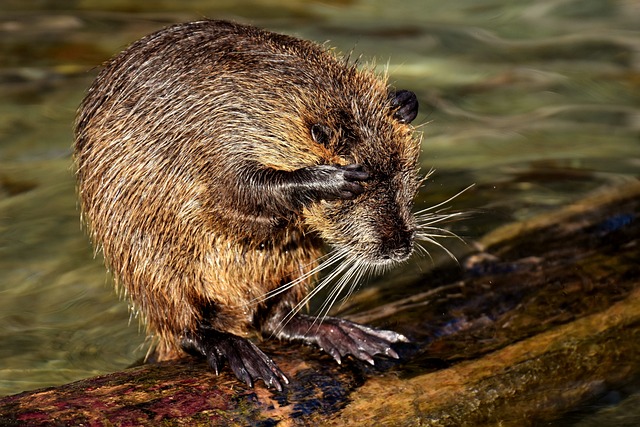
top-left (310, 123), bottom-right (332, 145)
top-left (389, 90), bottom-right (419, 124)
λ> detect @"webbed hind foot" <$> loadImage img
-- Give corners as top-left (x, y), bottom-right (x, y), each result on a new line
top-left (274, 313), bottom-right (408, 365)
top-left (182, 327), bottom-right (289, 391)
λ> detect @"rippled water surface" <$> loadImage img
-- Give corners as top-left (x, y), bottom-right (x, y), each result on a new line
top-left (0, 0), bottom-right (638, 409)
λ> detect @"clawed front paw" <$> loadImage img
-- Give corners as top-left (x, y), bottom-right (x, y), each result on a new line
top-left (182, 329), bottom-right (289, 391)
top-left (308, 163), bottom-right (370, 201)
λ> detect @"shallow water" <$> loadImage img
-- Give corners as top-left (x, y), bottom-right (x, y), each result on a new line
top-left (0, 0), bottom-right (638, 414)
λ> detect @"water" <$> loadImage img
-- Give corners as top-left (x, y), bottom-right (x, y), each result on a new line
top-left (0, 0), bottom-right (638, 411)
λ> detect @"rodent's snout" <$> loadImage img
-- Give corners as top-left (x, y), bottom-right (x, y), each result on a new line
top-left (378, 228), bottom-right (415, 263)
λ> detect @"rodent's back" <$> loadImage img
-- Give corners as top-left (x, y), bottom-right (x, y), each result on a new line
top-left (77, 20), bottom-right (354, 163)
top-left (75, 20), bottom-right (387, 232)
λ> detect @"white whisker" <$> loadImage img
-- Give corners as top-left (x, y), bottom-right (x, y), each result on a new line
top-left (416, 211), bottom-right (467, 226)
top-left (248, 248), bottom-right (342, 306)
top-left (307, 255), bottom-right (353, 320)
top-left (271, 249), bottom-right (351, 336)
top-left (414, 184), bottom-right (474, 216)
top-left (415, 233), bottom-right (460, 263)
top-left (414, 241), bottom-right (435, 263)
top-left (322, 258), bottom-right (361, 316)
top-left (336, 259), bottom-right (369, 312)
top-left (417, 226), bottom-right (465, 240)
top-left (410, 185), bottom-right (474, 265)
top-left (313, 262), bottom-right (354, 330)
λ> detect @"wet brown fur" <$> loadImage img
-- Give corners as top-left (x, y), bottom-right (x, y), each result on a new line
top-left (74, 20), bottom-right (420, 361)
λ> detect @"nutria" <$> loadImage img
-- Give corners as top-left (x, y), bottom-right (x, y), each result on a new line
top-left (74, 19), bottom-right (421, 390)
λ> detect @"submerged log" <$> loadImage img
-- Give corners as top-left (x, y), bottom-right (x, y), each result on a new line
top-left (1, 181), bottom-right (639, 426)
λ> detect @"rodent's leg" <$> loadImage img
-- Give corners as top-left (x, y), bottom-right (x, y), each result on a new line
top-left (181, 327), bottom-right (289, 391)
top-left (270, 313), bottom-right (408, 365)
top-left (253, 163), bottom-right (370, 212)
top-left (389, 89), bottom-right (419, 124)
top-left (290, 164), bottom-right (370, 201)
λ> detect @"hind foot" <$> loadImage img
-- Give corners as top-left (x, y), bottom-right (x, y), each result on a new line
top-left (182, 327), bottom-right (288, 391)
top-left (275, 313), bottom-right (408, 365)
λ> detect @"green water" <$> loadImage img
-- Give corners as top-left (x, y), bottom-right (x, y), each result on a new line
top-left (0, 0), bottom-right (638, 408)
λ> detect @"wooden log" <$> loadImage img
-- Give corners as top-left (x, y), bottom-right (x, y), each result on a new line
top-left (332, 287), bottom-right (640, 426)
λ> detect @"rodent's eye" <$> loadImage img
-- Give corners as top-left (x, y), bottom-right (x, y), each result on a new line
top-left (310, 123), bottom-right (332, 145)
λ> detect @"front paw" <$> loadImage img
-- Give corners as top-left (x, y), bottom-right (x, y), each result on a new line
top-left (306, 164), bottom-right (370, 201)
top-left (182, 328), bottom-right (289, 391)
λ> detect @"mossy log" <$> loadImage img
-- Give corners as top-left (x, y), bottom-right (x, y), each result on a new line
top-left (1, 181), bottom-right (639, 426)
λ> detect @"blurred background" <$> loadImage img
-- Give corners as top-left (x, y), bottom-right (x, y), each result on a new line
top-left (0, 0), bottom-right (638, 398)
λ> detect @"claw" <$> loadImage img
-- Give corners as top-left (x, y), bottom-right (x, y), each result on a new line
top-left (385, 347), bottom-right (400, 359)
top-left (276, 314), bottom-right (407, 366)
top-left (182, 328), bottom-right (288, 391)
top-left (301, 164), bottom-right (370, 201)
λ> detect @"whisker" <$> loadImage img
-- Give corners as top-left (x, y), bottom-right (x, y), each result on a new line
top-left (415, 233), bottom-right (460, 263)
top-left (412, 186), bottom-right (474, 265)
top-left (323, 258), bottom-right (363, 317)
top-left (414, 183), bottom-right (474, 216)
top-left (312, 261), bottom-right (356, 331)
top-left (417, 226), bottom-right (465, 239)
top-left (271, 249), bottom-right (351, 336)
top-left (248, 248), bottom-right (342, 306)
top-left (335, 259), bottom-right (369, 312)
top-left (414, 241), bottom-right (435, 263)
top-left (416, 210), bottom-right (468, 226)
top-left (312, 256), bottom-right (353, 317)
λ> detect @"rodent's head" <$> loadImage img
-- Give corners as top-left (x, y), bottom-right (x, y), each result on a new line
top-left (301, 68), bottom-right (422, 268)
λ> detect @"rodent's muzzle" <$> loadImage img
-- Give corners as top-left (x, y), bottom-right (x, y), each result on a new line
top-left (377, 228), bottom-right (415, 263)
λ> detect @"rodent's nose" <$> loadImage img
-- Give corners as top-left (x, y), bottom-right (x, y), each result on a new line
top-left (380, 229), bottom-right (414, 262)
